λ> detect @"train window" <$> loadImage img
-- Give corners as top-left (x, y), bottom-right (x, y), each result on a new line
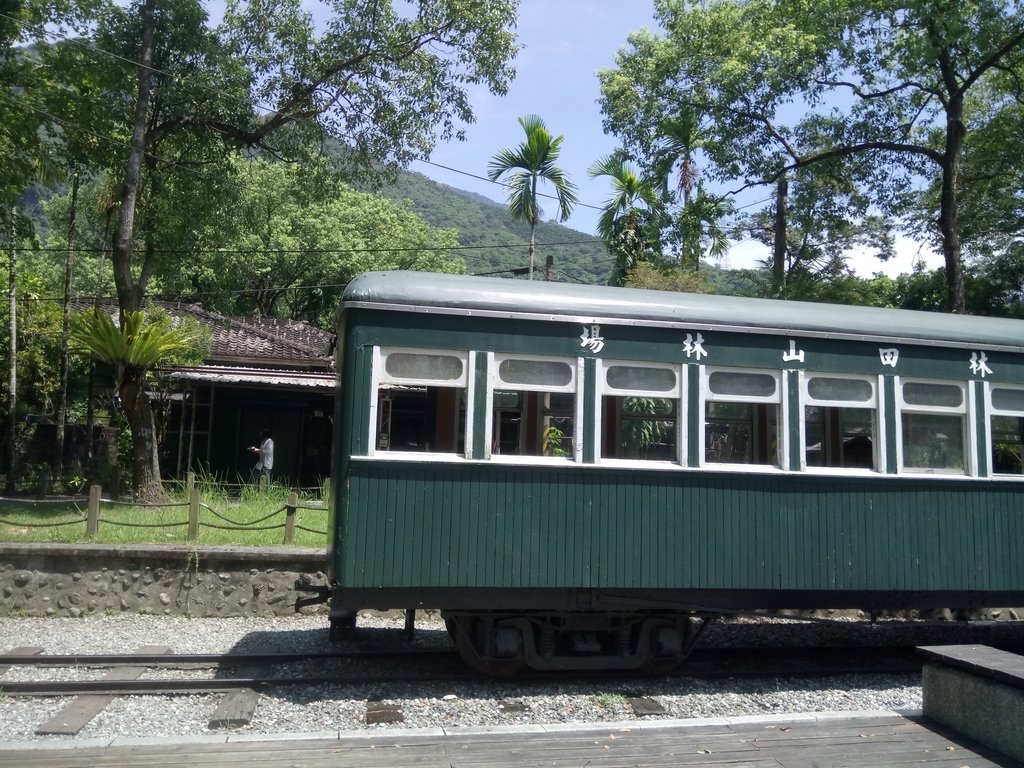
top-left (384, 352), bottom-right (464, 382)
top-left (708, 370), bottom-right (776, 398)
top-left (374, 348), bottom-right (469, 455)
top-left (989, 386), bottom-right (1024, 475)
top-left (898, 379), bottom-right (967, 473)
top-left (600, 363), bottom-right (681, 462)
top-left (490, 355), bottom-right (577, 459)
top-left (703, 368), bottom-right (780, 466)
top-left (498, 358), bottom-right (573, 387)
top-left (803, 375), bottom-right (877, 470)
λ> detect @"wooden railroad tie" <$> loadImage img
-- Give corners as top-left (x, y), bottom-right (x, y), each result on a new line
top-left (208, 665), bottom-right (269, 730)
top-left (365, 700), bottom-right (404, 725)
top-left (0, 646), bottom-right (43, 675)
top-left (627, 696), bottom-right (667, 716)
top-left (34, 645), bottom-right (172, 736)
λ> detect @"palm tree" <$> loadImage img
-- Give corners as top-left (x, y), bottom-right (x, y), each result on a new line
top-left (488, 115), bottom-right (579, 280)
top-left (588, 154), bottom-right (664, 285)
top-left (70, 308), bottom-right (200, 501)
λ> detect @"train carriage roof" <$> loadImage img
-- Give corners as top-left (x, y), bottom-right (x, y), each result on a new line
top-left (342, 271), bottom-right (1024, 352)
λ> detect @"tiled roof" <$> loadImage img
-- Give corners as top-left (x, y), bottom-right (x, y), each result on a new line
top-left (71, 298), bottom-right (334, 368)
top-left (166, 365), bottom-right (334, 390)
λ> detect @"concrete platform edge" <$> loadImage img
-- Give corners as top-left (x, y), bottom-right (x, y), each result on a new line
top-left (0, 709), bottom-right (913, 751)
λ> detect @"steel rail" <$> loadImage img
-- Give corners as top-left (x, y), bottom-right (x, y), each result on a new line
top-left (0, 671), bottom-right (478, 696)
top-left (0, 648), bottom-right (457, 667)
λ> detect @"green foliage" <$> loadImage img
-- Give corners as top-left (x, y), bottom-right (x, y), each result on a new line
top-left (70, 308), bottom-right (205, 370)
top-left (623, 261), bottom-right (712, 294)
top-left (541, 424), bottom-right (568, 458)
top-left (588, 154), bottom-right (665, 285)
top-left (489, 115), bottom-right (579, 226)
top-left (488, 114), bottom-right (580, 279)
top-left (156, 157), bottom-right (464, 326)
top-left (599, 0), bottom-right (1024, 313)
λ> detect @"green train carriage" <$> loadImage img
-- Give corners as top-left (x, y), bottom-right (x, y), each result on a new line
top-left (329, 271), bottom-right (1024, 673)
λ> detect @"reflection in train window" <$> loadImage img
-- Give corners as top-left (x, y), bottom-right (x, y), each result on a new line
top-left (803, 375), bottom-right (877, 470)
top-left (704, 369), bottom-right (780, 466)
top-left (491, 355), bottom-right (577, 459)
top-left (375, 348), bottom-right (468, 455)
top-left (899, 379), bottom-right (967, 473)
top-left (601, 363), bottom-right (680, 462)
top-left (990, 386), bottom-right (1024, 475)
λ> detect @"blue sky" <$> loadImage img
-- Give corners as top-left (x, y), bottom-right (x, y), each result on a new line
top-left (413, 2), bottom-right (658, 237)
top-left (413, 0), bottom-right (936, 277)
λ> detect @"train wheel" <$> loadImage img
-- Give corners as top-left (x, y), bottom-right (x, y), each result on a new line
top-left (449, 616), bottom-right (526, 676)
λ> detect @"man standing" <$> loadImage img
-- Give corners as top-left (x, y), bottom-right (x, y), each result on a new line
top-left (250, 428), bottom-right (274, 485)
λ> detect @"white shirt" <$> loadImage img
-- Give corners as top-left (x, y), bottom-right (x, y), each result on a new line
top-left (257, 438), bottom-right (274, 471)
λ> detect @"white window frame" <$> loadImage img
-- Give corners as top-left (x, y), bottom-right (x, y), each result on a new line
top-left (596, 360), bottom-right (686, 467)
top-left (895, 376), bottom-right (974, 475)
top-left (700, 366), bottom-right (785, 470)
top-left (485, 352), bottom-right (582, 464)
top-left (985, 383), bottom-right (1024, 479)
top-left (368, 346), bottom-right (473, 460)
top-left (799, 372), bottom-right (882, 474)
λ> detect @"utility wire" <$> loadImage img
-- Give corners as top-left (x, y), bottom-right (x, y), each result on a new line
top-left (1, 9), bottom-right (614, 214)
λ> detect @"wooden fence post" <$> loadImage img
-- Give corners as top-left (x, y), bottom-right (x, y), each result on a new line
top-left (186, 471), bottom-right (195, 500)
top-left (87, 484), bottom-right (101, 536)
top-left (188, 485), bottom-right (200, 543)
top-left (285, 491), bottom-right (297, 544)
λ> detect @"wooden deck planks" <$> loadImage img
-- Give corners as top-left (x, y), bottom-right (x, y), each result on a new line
top-left (2, 715), bottom-right (1019, 768)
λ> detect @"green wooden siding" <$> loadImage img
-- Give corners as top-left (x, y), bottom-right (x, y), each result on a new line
top-left (337, 461), bottom-right (1023, 594)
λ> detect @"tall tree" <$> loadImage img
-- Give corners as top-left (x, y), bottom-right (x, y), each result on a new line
top-left (488, 114), bottom-right (579, 280)
top-left (588, 155), bottom-right (664, 285)
top-left (55, 0), bottom-right (517, 499)
top-left (599, 0), bottom-right (1024, 313)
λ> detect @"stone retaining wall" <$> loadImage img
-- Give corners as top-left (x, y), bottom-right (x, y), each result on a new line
top-left (0, 543), bottom-right (329, 618)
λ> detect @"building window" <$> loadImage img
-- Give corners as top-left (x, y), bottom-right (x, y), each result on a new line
top-left (990, 386), bottom-right (1024, 475)
top-left (803, 375), bottom-right (877, 470)
top-left (899, 379), bottom-right (967, 473)
top-left (703, 368), bottom-right (780, 466)
top-left (490, 355), bottom-right (577, 459)
top-left (374, 348), bottom-right (468, 454)
top-left (600, 363), bottom-right (680, 462)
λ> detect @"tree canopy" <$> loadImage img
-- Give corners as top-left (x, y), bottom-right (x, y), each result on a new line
top-left (599, 0), bottom-right (1024, 312)
top-left (3, 0), bottom-right (520, 498)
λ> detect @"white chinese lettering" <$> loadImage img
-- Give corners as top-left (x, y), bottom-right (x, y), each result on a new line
top-left (579, 324), bottom-right (605, 353)
top-left (970, 351), bottom-right (993, 378)
top-left (782, 339), bottom-right (805, 363)
top-left (683, 332), bottom-right (708, 360)
top-left (879, 348), bottom-right (900, 368)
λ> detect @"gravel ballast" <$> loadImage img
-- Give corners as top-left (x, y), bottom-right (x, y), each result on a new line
top-left (0, 613), bottom-right (925, 744)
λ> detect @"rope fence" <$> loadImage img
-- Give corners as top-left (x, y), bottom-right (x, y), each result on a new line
top-left (0, 474), bottom-right (329, 545)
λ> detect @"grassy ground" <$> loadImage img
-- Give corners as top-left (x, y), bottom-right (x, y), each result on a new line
top-left (0, 483), bottom-right (329, 548)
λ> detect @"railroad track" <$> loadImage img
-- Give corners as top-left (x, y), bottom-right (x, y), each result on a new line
top-left (0, 641), bottom-right (931, 736)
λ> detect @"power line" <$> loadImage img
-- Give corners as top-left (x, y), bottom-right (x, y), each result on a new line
top-left (2, 9), bottom-right (618, 216)
top-left (20, 238), bottom-right (606, 256)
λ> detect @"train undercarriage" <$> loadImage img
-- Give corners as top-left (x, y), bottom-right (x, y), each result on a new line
top-left (323, 586), bottom-right (1017, 675)
top-left (440, 610), bottom-right (714, 675)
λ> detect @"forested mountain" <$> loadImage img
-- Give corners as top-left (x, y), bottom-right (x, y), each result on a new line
top-left (372, 170), bottom-right (613, 285)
